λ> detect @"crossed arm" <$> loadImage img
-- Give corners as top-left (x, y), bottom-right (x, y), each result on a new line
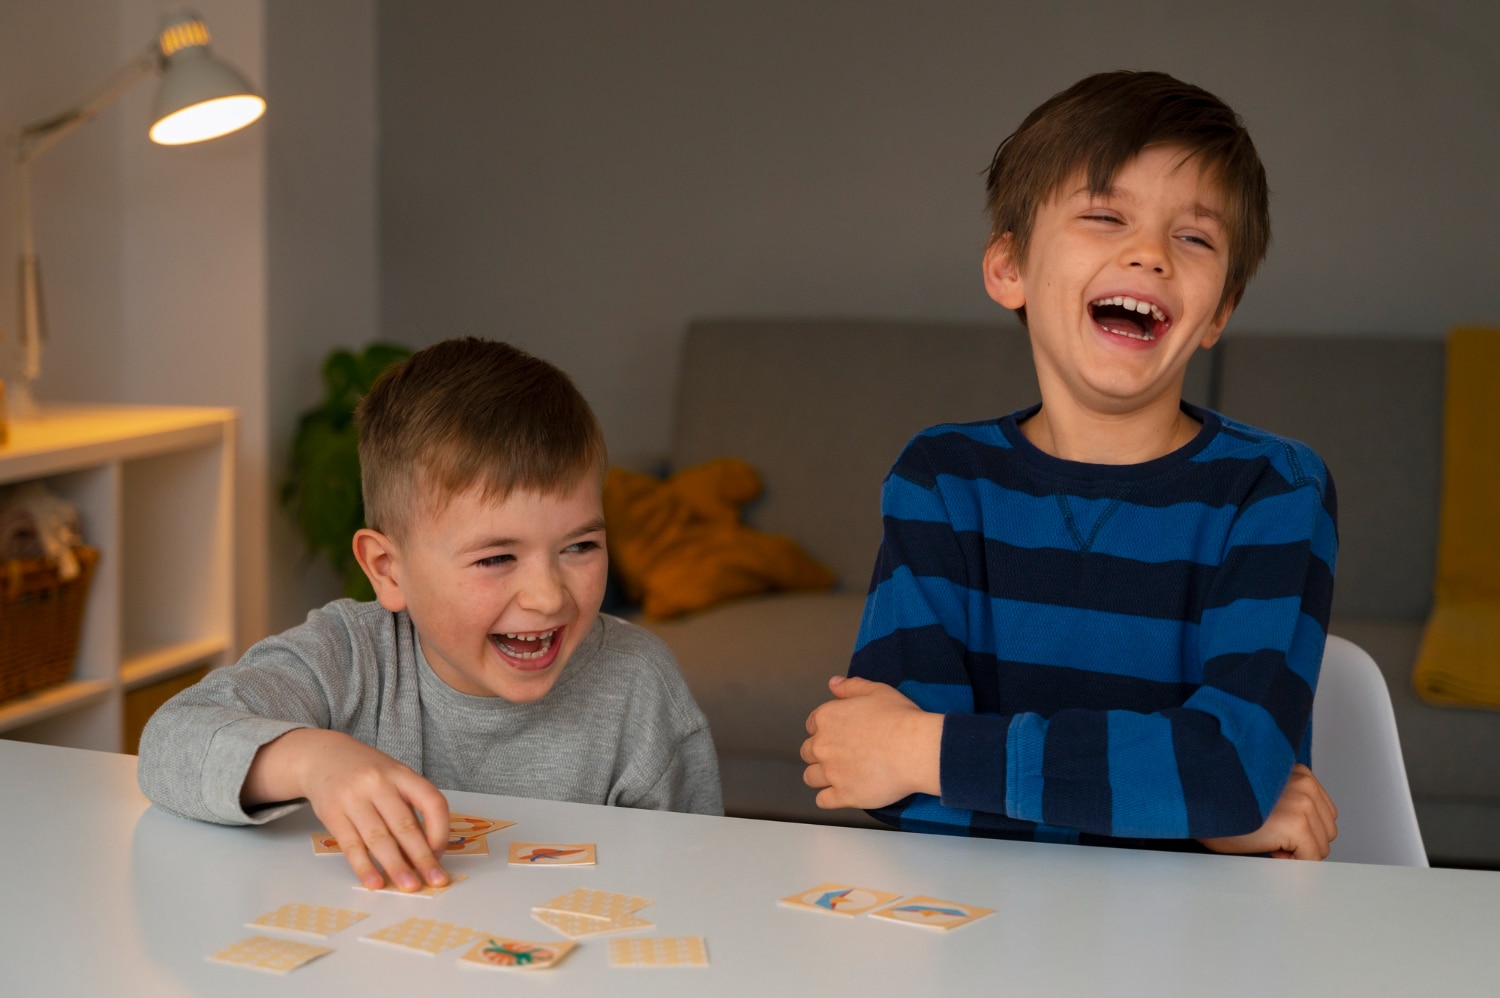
top-left (801, 675), bottom-right (1338, 859)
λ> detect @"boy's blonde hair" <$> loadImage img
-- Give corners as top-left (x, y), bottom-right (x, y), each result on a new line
top-left (357, 337), bottom-right (607, 541)
top-left (985, 70), bottom-right (1270, 323)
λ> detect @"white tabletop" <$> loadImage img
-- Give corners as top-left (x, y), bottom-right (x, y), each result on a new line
top-left (3, 739), bottom-right (1499, 997)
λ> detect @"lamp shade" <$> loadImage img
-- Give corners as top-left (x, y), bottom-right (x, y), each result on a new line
top-left (147, 12), bottom-right (265, 145)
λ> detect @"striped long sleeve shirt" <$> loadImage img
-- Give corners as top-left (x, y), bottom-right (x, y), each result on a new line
top-left (849, 403), bottom-right (1338, 846)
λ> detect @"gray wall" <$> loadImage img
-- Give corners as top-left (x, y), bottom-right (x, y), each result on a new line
top-left (266, 0), bottom-right (381, 628)
top-left (377, 0), bottom-right (1500, 470)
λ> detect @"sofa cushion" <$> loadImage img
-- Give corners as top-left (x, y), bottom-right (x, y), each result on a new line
top-left (636, 590), bottom-right (867, 760)
top-left (1214, 334), bottom-right (1445, 620)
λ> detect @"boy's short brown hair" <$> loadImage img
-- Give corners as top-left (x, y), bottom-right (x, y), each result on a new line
top-left (357, 337), bottom-right (607, 540)
top-left (985, 70), bottom-right (1269, 320)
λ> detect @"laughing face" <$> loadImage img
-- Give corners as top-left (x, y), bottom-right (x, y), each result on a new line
top-left (984, 143), bottom-right (1233, 426)
top-left (358, 475), bottom-right (608, 703)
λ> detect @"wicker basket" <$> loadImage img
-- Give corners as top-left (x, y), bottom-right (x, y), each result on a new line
top-left (0, 546), bottom-right (100, 703)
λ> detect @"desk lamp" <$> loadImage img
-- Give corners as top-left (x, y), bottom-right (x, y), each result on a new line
top-left (5, 7), bottom-right (265, 419)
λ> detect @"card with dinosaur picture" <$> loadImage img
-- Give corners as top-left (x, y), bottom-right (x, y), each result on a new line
top-left (778, 882), bottom-right (903, 917)
top-left (869, 895), bottom-right (994, 931)
top-left (508, 841), bottom-right (597, 866)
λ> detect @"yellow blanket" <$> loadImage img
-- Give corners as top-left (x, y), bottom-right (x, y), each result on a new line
top-left (1413, 327), bottom-right (1500, 708)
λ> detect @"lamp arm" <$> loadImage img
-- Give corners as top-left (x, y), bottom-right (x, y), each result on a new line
top-left (8, 47), bottom-right (158, 385)
top-left (13, 48), bottom-right (160, 166)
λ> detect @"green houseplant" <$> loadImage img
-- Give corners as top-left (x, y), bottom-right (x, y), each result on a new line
top-left (282, 342), bottom-right (412, 601)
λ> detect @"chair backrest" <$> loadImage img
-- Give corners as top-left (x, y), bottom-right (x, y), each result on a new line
top-left (1312, 635), bottom-right (1429, 866)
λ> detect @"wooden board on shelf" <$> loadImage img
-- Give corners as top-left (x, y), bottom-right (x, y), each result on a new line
top-left (123, 666), bottom-right (207, 754)
top-left (0, 679), bottom-right (112, 734)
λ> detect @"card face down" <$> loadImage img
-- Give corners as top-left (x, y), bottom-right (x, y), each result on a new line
top-left (360, 917), bottom-right (478, 955)
top-left (531, 908), bottom-right (654, 939)
top-left (207, 935), bottom-right (333, 975)
top-left (779, 882), bottom-right (904, 917)
top-left (533, 887), bottom-right (653, 923)
top-left (246, 902), bottom-right (369, 938)
top-left (607, 936), bottom-right (709, 967)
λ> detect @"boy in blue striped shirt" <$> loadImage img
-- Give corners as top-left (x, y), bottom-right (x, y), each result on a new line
top-left (801, 71), bottom-right (1339, 858)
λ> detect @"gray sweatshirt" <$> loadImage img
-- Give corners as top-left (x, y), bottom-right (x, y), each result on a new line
top-left (137, 600), bottom-right (723, 823)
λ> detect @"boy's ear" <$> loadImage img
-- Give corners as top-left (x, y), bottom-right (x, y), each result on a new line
top-left (982, 234), bottom-right (1027, 311)
top-left (1200, 298), bottom-right (1235, 350)
top-left (353, 528), bottom-right (408, 612)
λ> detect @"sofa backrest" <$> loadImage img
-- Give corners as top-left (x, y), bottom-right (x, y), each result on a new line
top-left (1213, 333), bottom-right (1445, 621)
top-left (670, 318), bottom-right (1213, 590)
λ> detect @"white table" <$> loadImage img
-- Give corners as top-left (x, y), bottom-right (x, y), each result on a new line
top-left (3, 739), bottom-right (1499, 996)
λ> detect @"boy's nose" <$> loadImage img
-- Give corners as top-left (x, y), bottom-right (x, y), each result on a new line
top-left (517, 560), bottom-right (569, 615)
top-left (1123, 232), bottom-right (1171, 275)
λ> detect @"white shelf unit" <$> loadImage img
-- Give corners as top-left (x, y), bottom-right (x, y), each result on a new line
top-left (0, 404), bottom-right (235, 751)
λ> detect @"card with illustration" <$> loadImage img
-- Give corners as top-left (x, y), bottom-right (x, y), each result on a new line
top-left (447, 812), bottom-right (515, 847)
top-left (310, 831), bottom-right (343, 855)
top-left (508, 841), bottom-right (597, 866)
top-left (444, 835), bottom-right (490, 857)
top-left (531, 908), bottom-right (654, 939)
top-left (778, 882), bottom-right (904, 917)
top-left (456, 934), bottom-right (577, 971)
top-left (607, 936), bottom-right (709, 968)
top-left (360, 917), bottom-right (478, 956)
top-left (869, 895), bottom-right (995, 931)
top-left (534, 887), bottom-right (652, 923)
top-left (352, 872), bottom-right (468, 898)
top-left (206, 935), bottom-right (333, 974)
top-left (246, 902), bottom-right (369, 939)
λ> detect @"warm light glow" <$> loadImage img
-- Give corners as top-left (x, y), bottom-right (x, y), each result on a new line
top-left (149, 94), bottom-right (265, 145)
top-left (158, 19), bottom-right (212, 57)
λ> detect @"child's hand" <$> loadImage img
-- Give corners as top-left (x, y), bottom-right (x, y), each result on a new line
top-left (245, 728), bottom-right (452, 891)
top-left (801, 676), bottom-right (943, 809)
top-left (1199, 763), bottom-right (1339, 859)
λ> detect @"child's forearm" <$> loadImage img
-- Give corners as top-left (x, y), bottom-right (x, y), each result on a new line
top-left (241, 727), bottom-right (324, 807)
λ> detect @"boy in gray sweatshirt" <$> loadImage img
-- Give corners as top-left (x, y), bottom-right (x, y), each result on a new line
top-left (139, 338), bottom-right (722, 891)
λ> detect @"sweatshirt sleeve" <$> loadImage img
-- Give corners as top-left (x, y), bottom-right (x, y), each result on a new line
top-left (853, 432), bottom-right (1339, 840)
top-left (136, 604), bottom-right (370, 826)
top-left (633, 724), bottom-right (726, 816)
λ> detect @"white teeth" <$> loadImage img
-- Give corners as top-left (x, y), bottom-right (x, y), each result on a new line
top-left (1090, 296), bottom-right (1167, 323)
top-left (495, 630), bottom-right (557, 661)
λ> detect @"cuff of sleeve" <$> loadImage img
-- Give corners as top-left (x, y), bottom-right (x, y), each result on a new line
top-left (938, 712), bottom-right (1011, 815)
top-left (202, 717), bottom-right (311, 824)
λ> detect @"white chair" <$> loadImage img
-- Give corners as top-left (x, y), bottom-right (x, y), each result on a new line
top-left (1311, 634), bottom-right (1429, 866)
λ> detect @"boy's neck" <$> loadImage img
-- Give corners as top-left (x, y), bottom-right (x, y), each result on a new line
top-left (1019, 391), bottom-right (1200, 465)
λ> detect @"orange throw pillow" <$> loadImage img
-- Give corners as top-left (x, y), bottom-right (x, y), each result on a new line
top-left (603, 458), bottom-right (835, 619)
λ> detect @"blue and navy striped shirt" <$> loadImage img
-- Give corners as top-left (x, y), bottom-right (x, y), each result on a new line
top-left (850, 403), bottom-right (1338, 846)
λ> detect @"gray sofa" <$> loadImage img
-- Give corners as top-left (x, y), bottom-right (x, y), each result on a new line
top-left (635, 318), bottom-right (1500, 867)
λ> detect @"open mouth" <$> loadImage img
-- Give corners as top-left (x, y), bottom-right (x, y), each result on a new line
top-left (490, 629), bottom-right (558, 662)
top-left (1089, 295), bottom-right (1170, 342)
